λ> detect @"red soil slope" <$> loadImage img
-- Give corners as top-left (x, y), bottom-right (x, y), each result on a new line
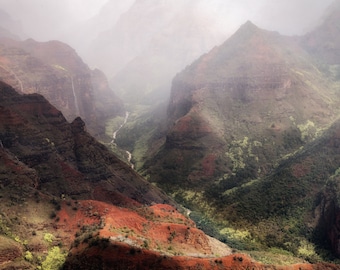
top-left (58, 200), bottom-right (339, 269)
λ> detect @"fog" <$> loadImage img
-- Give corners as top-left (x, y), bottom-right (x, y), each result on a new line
top-left (0, 0), bottom-right (335, 104)
top-left (0, 0), bottom-right (333, 41)
top-left (0, 0), bottom-right (107, 40)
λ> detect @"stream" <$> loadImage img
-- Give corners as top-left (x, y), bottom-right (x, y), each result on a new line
top-left (70, 76), bottom-right (80, 115)
top-left (111, 112), bottom-right (134, 169)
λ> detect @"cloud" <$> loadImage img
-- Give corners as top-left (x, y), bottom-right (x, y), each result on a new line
top-left (0, 0), bottom-right (334, 49)
top-left (252, 0), bottom-right (334, 35)
top-left (0, 0), bottom-right (108, 41)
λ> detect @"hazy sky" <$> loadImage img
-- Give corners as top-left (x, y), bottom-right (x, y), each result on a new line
top-left (0, 0), bottom-right (335, 42)
top-left (0, 0), bottom-right (108, 40)
top-left (252, 0), bottom-right (334, 34)
top-left (0, 0), bottom-right (107, 21)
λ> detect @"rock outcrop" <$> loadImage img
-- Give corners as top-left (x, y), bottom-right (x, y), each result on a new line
top-left (0, 81), bottom-right (167, 205)
top-left (0, 37), bottom-right (124, 138)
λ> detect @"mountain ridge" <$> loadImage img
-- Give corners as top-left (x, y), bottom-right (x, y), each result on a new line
top-left (1, 2), bottom-right (340, 267)
top-left (0, 37), bottom-right (124, 139)
top-left (140, 13), bottom-right (340, 263)
top-left (0, 81), bottom-right (169, 206)
top-left (1, 80), bottom-right (325, 269)
top-left (145, 19), bottom-right (338, 191)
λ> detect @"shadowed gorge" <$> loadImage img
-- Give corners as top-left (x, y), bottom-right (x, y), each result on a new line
top-left (1, 81), bottom-right (327, 269)
top-left (1, 1), bottom-right (340, 269)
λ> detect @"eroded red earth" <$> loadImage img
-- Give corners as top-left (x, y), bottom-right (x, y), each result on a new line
top-left (55, 200), bottom-right (339, 269)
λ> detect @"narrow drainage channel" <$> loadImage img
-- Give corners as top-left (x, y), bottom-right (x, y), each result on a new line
top-left (110, 111), bottom-right (134, 169)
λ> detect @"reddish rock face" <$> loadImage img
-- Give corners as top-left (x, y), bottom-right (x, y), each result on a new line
top-left (1, 82), bottom-right (340, 268)
top-left (0, 37), bottom-right (124, 138)
top-left (0, 81), bottom-right (169, 205)
top-left (0, 81), bottom-right (232, 269)
top-left (147, 21), bottom-right (340, 192)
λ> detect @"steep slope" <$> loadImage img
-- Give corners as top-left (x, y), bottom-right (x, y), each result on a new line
top-left (139, 20), bottom-right (340, 263)
top-left (90, 1), bottom-right (334, 173)
top-left (145, 21), bottom-right (339, 193)
top-left (0, 81), bottom-right (166, 206)
top-left (1, 82), bottom-right (339, 268)
top-left (0, 37), bottom-right (124, 138)
top-left (0, 80), bottom-right (313, 269)
top-left (0, 83), bottom-right (212, 269)
top-left (203, 116), bottom-right (340, 261)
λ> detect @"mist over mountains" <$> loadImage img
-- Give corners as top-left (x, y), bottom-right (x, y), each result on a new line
top-left (1, 0), bottom-right (340, 268)
top-left (0, 0), bottom-right (334, 104)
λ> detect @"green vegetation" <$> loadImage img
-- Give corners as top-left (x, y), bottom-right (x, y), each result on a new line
top-left (39, 246), bottom-right (66, 270)
top-left (297, 120), bottom-right (318, 142)
top-left (116, 105), bottom-right (164, 170)
top-left (161, 118), bottom-right (340, 263)
top-left (248, 248), bottom-right (305, 265)
top-left (24, 251), bottom-right (34, 262)
top-left (44, 233), bottom-right (55, 244)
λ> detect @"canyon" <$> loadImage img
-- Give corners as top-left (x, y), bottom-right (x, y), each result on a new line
top-left (2, 81), bottom-right (334, 269)
top-left (1, 1), bottom-right (340, 268)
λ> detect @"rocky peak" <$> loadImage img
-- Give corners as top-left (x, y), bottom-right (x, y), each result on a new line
top-left (147, 19), bottom-right (340, 209)
top-left (237, 20), bottom-right (260, 34)
top-left (172, 20), bottom-right (289, 90)
top-left (167, 20), bottom-right (312, 126)
top-left (71, 116), bottom-right (86, 133)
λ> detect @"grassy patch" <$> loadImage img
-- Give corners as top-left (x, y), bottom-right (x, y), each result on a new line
top-left (248, 249), bottom-right (305, 266)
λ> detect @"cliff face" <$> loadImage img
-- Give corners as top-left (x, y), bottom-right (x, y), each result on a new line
top-left (145, 21), bottom-right (339, 192)
top-left (0, 37), bottom-right (124, 138)
top-left (0, 81), bottom-right (168, 206)
top-left (141, 19), bottom-right (340, 260)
